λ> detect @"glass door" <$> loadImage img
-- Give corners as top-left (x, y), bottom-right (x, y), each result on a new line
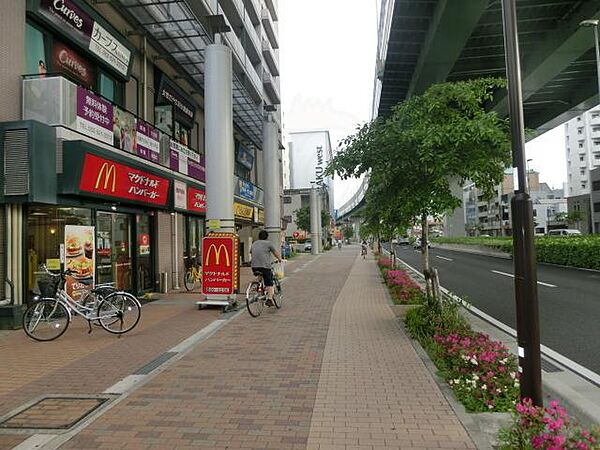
top-left (96, 212), bottom-right (113, 286)
top-left (95, 212), bottom-right (132, 291)
top-left (136, 214), bottom-right (153, 293)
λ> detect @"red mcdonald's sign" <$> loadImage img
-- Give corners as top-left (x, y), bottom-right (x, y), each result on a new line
top-left (201, 233), bottom-right (239, 295)
top-left (187, 186), bottom-right (206, 213)
top-left (79, 153), bottom-right (170, 206)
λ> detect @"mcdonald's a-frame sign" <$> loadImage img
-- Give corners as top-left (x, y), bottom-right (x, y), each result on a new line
top-left (201, 233), bottom-right (239, 295)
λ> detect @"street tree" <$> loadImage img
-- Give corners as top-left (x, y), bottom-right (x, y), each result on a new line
top-left (327, 78), bottom-right (511, 298)
top-left (294, 206), bottom-right (331, 233)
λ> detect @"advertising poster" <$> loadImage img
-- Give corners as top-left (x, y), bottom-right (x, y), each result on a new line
top-left (52, 41), bottom-right (95, 88)
top-left (236, 144), bottom-right (254, 170)
top-left (113, 106), bottom-right (136, 153)
top-left (64, 225), bottom-right (95, 301)
top-left (174, 180), bottom-right (187, 210)
top-left (201, 233), bottom-right (239, 295)
top-left (76, 87), bottom-right (113, 145)
top-left (136, 121), bottom-right (160, 163)
top-left (187, 186), bottom-right (206, 213)
top-left (169, 140), bottom-right (205, 182)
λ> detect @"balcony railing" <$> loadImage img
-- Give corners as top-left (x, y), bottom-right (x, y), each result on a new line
top-left (262, 69), bottom-right (280, 105)
top-left (22, 74), bottom-right (205, 183)
top-left (261, 6), bottom-right (279, 49)
top-left (242, 0), bottom-right (261, 25)
top-left (262, 39), bottom-right (279, 76)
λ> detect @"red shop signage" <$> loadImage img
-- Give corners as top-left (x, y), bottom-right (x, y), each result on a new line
top-left (79, 153), bottom-right (170, 206)
top-left (201, 233), bottom-right (239, 295)
top-left (187, 186), bottom-right (206, 213)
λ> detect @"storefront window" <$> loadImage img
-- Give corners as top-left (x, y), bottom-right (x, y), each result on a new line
top-left (26, 206), bottom-right (92, 296)
top-left (184, 216), bottom-right (204, 265)
top-left (25, 23), bottom-right (47, 76)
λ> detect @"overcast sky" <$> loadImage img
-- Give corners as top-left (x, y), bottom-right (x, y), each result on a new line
top-left (279, 2), bottom-right (568, 207)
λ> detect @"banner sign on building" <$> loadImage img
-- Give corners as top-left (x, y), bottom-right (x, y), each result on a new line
top-left (237, 178), bottom-right (257, 202)
top-left (234, 202), bottom-right (254, 220)
top-left (169, 140), bottom-right (205, 182)
top-left (79, 153), bottom-right (170, 206)
top-left (64, 225), bottom-right (95, 301)
top-left (174, 180), bottom-right (187, 210)
top-left (236, 144), bottom-right (254, 170)
top-left (76, 86), bottom-right (113, 145)
top-left (201, 233), bottom-right (239, 295)
top-left (52, 41), bottom-right (95, 88)
top-left (136, 121), bottom-right (160, 163)
top-left (113, 105), bottom-right (136, 153)
top-left (156, 74), bottom-right (196, 125)
top-left (36, 0), bottom-right (133, 78)
top-left (187, 186), bottom-right (206, 213)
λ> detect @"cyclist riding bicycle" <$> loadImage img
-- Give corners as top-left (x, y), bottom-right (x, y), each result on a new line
top-left (250, 230), bottom-right (282, 307)
top-left (361, 240), bottom-right (368, 257)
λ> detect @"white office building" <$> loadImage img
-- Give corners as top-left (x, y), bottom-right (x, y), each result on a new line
top-left (287, 130), bottom-right (335, 216)
top-left (565, 106), bottom-right (600, 197)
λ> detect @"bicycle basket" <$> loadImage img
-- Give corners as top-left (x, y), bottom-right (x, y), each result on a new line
top-left (35, 274), bottom-right (58, 298)
top-left (272, 261), bottom-right (285, 280)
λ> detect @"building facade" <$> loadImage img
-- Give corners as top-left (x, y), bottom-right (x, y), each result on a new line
top-left (282, 188), bottom-right (332, 246)
top-left (287, 130), bottom-right (334, 217)
top-left (565, 106), bottom-right (600, 198)
top-left (0, 0), bottom-right (282, 316)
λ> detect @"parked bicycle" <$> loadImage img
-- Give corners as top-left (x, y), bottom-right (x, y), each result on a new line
top-left (23, 265), bottom-right (141, 341)
top-left (246, 262), bottom-right (283, 317)
top-left (184, 257), bottom-right (202, 291)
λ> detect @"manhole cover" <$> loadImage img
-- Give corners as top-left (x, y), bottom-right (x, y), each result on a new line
top-left (0, 397), bottom-right (109, 430)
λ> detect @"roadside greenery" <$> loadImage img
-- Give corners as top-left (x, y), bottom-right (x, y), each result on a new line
top-left (498, 398), bottom-right (599, 449)
top-left (326, 78), bottom-right (511, 298)
top-left (433, 236), bottom-right (600, 270)
top-left (377, 258), bottom-right (424, 305)
top-left (293, 206), bottom-right (331, 232)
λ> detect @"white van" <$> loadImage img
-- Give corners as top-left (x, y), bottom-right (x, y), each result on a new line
top-left (547, 229), bottom-right (581, 236)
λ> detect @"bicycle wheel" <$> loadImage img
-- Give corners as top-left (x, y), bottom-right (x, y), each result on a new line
top-left (272, 278), bottom-right (283, 309)
top-left (97, 292), bottom-right (141, 334)
top-left (184, 269), bottom-right (196, 291)
top-left (246, 282), bottom-right (263, 317)
top-left (22, 299), bottom-right (70, 341)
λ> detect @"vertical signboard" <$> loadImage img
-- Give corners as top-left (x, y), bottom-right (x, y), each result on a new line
top-left (201, 233), bottom-right (239, 295)
top-left (64, 225), bottom-right (95, 300)
top-left (136, 121), bottom-right (160, 163)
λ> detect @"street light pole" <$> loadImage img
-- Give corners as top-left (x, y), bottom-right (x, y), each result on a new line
top-left (579, 19), bottom-right (600, 234)
top-left (500, 0), bottom-right (543, 406)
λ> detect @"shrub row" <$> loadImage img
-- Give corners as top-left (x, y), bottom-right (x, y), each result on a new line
top-left (434, 236), bottom-right (600, 270)
top-left (377, 258), bottom-right (424, 305)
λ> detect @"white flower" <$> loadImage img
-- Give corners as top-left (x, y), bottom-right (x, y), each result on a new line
top-left (472, 374), bottom-right (479, 381)
top-left (453, 379), bottom-right (460, 385)
top-left (470, 357), bottom-right (478, 365)
top-left (481, 385), bottom-right (487, 391)
top-left (488, 404), bottom-right (494, 409)
top-left (509, 372), bottom-right (516, 379)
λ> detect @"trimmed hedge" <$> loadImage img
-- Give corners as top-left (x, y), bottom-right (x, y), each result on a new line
top-left (433, 236), bottom-right (600, 270)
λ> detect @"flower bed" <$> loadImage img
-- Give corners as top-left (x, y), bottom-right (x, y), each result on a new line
top-left (498, 398), bottom-right (599, 449)
top-left (432, 332), bottom-right (519, 412)
top-left (376, 258), bottom-right (423, 305)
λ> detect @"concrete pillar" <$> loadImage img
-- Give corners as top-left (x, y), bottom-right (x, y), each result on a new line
top-left (205, 44), bottom-right (235, 233)
top-left (263, 114), bottom-right (280, 249)
top-left (204, 44), bottom-right (234, 302)
top-left (310, 186), bottom-right (319, 255)
top-left (317, 191), bottom-right (324, 252)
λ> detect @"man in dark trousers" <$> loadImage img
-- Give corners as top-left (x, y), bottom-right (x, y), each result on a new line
top-left (250, 230), bottom-right (282, 306)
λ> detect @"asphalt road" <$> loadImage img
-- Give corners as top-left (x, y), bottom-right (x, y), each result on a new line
top-left (386, 244), bottom-right (600, 375)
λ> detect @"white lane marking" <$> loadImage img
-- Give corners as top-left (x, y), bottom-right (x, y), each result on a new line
top-left (436, 255), bottom-right (453, 261)
top-left (491, 270), bottom-right (557, 288)
top-left (396, 258), bottom-right (600, 388)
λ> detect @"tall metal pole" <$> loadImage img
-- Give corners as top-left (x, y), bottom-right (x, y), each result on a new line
top-left (310, 185), bottom-right (319, 255)
top-left (501, 0), bottom-right (542, 406)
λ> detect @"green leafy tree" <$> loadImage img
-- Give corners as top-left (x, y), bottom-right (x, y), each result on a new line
top-left (294, 206), bottom-right (331, 233)
top-left (343, 225), bottom-right (354, 240)
top-left (327, 78), bottom-right (511, 298)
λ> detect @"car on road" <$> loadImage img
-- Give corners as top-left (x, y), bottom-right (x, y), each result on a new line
top-left (413, 237), bottom-right (430, 249)
top-left (303, 242), bottom-right (312, 252)
top-left (547, 229), bottom-right (582, 236)
top-left (391, 237), bottom-right (410, 246)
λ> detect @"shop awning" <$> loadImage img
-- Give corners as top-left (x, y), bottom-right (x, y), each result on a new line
top-left (116, 0), bottom-right (264, 147)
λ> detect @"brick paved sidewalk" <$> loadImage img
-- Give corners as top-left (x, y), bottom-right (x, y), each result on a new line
top-left (4, 248), bottom-right (476, 449)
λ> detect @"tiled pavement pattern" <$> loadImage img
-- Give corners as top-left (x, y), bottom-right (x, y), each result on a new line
top-left (0, 259), bottom-right (306, 448)
top-left (306, 252), bottom-right (475, 449)
top-left (59, 251), bottom-right (356, 449)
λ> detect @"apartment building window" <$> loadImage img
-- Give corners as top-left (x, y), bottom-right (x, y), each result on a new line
top-left (25, 23), bottom-right (47, 76)
top-left (580, 169), bottom-right (586, 176)
top-left (579, 142), bottom-right (584, 148)
top-left (595, 203), bottom-right (600, 213)
top-left (578, 128), bottom-right (583, 134)
top-left (593, 181), bottom-right (600, 191)
top-left (594, 140), bottom-right (600, 146)
top-left (581, 182), bottom-right (587, 189)
top-left (592, 113), bottom-right (600, 119)
top-left (283, 196), bottom-right (292, 204)
top-left (595, 154), bottom-right (600, 159)
top-left (593, 126), bottom-right (600, 132)
top-left (577, 117), bottom-right (582, 121)
top-left (580, 156), bottom-right (585, 162)
top-left (300, 195), bottom-right (310, 208)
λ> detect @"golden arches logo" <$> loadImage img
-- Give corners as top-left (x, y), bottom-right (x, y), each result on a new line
top-left (94, 163), bottom-right (116, 192)
top-left (205, 244), bottom-right (230, 267)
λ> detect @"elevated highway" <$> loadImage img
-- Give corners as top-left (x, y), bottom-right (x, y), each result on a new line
top-left (339, 0), bottom-right (600, 222)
